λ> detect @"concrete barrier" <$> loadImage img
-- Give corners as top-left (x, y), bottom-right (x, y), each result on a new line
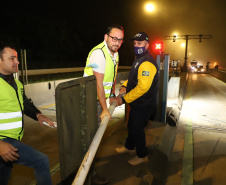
top-left (209, 70), bottom-right (226, 83)
top-left (25, 81), bottom-right (55, 108)
top-left (24, 78), bottom-right (77, 108)
top-left (157, 72), bottom-right (188, 159)
top-left (167, 77), bottom-right (180, 98)
top-left (24, 72), bottom-right (130, 109)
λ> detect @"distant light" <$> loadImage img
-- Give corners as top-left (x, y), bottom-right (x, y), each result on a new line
top-left (154, 42), bottom-right (163, 51)
top-left (181, 43), bottom-right (185, 47)
top-left (173, 33), bottom-right (178, 42)
top-left (145, 3), bottom-right (155, 12)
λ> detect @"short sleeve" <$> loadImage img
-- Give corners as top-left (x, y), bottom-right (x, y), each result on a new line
top-left (89, 49), bottom-right (106, 74)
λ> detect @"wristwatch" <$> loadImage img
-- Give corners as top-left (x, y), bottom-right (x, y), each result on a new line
top-left (109, 93), bottom-right (116, 98)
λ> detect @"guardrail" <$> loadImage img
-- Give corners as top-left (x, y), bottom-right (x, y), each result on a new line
top-left (19, 66), bottom-right (132, 76)
top-left (72, 100), bottom-right (120, 185)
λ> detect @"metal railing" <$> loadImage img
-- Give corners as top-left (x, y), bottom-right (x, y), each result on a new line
top-left (72, 94), bottom-right (123, 185)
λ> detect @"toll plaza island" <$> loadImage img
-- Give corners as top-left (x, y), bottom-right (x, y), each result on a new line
top-left (7, 56), bottom-right (226, 185)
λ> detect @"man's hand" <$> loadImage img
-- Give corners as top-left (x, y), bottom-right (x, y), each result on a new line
top-left (37, 114), bottom-right (56, 127)
top-left (119, 87), bottom-right (126, 94)
top-left (100, 109), bottom-right (111, 122)
top-left (110, 97), bottom-right (123, 107)
top-left (0, 140), bottom-right (19, 162)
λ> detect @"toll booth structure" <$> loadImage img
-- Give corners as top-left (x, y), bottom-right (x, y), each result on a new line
top-left (155, 54), bottom-right (170, 123)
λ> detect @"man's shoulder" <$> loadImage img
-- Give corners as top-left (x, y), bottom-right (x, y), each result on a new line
top-left (90, 49), bottom-right (105, 60)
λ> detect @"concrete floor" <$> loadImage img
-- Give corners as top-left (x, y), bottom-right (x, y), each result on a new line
top-left (8, 101), bottom-right (172, 185)
top-left (166, 73), bottom-right (226, 185)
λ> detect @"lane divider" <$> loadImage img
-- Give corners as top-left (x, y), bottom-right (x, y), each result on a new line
top-left (181, 75), bottom-right (194, 185)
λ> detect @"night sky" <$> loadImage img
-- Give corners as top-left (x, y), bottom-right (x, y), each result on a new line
top-left (1, 0), bottom-right (225, 69)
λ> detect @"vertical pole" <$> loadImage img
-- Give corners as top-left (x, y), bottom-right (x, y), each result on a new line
top-left (155, 54), bottom-right (169, 123)
top-left (172, 65), bottom-right (174, 77)
top-left (162, 55), bottom-right (169, 122)
top-left (24, 49), bottom-right (29, 84)
top-left (155, 55), bottom-right (162, 122)
top-left (183, 35), bottom-right (188, 72)
top-left (20, 49), bottom-right (25, 84)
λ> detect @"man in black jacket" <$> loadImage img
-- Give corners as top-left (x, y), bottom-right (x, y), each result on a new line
top-left (112, 32), bottom-right (159, 165)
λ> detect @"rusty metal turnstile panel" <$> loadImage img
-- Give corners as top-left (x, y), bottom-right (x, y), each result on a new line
top-left (55, 76), bottom-right (97, 181)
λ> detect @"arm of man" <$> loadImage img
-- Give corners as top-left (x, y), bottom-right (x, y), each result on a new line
top-left (123, 62), bottom-right (157, 103)
top-left (93, 71), bottom-right (110, 121)
top-left (89, 49), bottom-right (110, 121)
top-left (23, 94), bottom-right (55, 127)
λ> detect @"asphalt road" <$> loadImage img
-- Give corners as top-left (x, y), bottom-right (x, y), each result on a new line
top-left (166, 73), bottom-right (226, 185)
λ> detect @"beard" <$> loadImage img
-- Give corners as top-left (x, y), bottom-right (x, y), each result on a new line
top-left (109, 44), bottom-right (119, 53)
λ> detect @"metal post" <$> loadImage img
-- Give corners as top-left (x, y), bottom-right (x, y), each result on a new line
top-left (155, 54), bottom-right (169, 123)
top-left (162, 55), bottom-right (169, 122)
top-left (24, 49), bottom-right (29, 84)
top-left (20, 49), bottom-right (25, 84)
top-left (183, 35), bottom-right (189, 72)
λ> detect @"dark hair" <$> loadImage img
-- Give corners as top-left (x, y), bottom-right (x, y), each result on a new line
top-left (106, 24), bottom-right (124, 35)
top-left (0, 42), bottom-right (15, 59)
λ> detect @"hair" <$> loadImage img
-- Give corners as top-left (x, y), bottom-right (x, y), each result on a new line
top-left (0, 42), bottom-right (15, 59)
top-left (106, 24), bottom-right (124, 35)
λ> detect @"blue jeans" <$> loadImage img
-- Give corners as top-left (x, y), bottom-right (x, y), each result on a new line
top-left (0, 138), bottom-right (52, 185)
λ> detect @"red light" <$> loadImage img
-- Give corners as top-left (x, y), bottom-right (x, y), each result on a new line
top-left (154, 42), bottom-right (163, 51)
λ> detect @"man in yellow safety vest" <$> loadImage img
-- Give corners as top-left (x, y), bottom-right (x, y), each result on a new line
top-left (0, 42), bottom-right (55, 185)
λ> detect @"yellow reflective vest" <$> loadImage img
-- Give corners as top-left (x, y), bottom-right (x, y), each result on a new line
top-left (84, 41), bottom-right (119, 98)
top-left (0, 78), bottom-right (24, 141)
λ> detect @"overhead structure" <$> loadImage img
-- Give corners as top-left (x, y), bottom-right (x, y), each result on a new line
top-left (164, 34), bottom-right (212, 72)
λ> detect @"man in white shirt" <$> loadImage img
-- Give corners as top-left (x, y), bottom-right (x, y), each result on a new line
top-left (84, 24), bottom-right (124, 122)
top-left (83, 24), bottom-right (124, 185)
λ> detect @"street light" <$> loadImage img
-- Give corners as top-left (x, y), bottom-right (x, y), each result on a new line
top-left (145, 3), bottom-right (155, 12)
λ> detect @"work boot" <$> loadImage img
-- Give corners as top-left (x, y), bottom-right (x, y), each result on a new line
top-left (115, 146), bottom-right (135, 154)
top-left (128, 156), bottom-right (148, 165)
top-left (91, 174), bottom-right (109, 185)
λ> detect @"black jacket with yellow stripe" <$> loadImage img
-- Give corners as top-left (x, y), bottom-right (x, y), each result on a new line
top-left (122, 50), bottom-right (159, 110)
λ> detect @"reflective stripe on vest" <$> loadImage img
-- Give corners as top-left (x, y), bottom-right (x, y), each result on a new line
top-left (0, 111), bottom-right (22, 120)
top-left (0, 111), bottom-right (22, 130)
top-left (0, 121), bottom-right (22, 130)
top-left (84, 41), bottom-right (118, 98)
top-left (0, 78), bottom-right (24, 140)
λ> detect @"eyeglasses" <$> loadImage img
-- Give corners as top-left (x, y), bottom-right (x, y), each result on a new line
top-left (108, 34), bottom-right (124, 44)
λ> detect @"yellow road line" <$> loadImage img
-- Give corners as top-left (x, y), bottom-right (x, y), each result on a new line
top-left (39, 103), bottom-right (56, 110)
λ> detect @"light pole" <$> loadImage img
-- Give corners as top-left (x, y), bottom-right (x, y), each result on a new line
top-left (164, 34), bottom-right (212, 72)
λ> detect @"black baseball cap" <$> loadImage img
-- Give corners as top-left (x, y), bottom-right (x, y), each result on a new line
top-left (131, 32), bottom-right (149, 42)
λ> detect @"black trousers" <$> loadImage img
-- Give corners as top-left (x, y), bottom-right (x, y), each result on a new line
top-left (125, 107), bottom-right (155, 158)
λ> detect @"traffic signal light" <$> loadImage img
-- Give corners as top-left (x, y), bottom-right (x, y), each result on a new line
top-left (154, 42), bottom-right (163, 51)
